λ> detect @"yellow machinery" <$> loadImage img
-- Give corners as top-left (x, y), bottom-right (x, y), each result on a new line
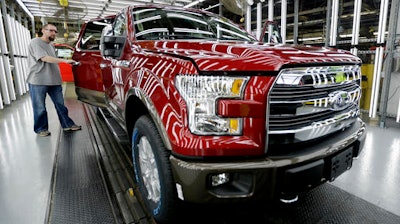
top-left (360, 64), bottom-right (374, 110)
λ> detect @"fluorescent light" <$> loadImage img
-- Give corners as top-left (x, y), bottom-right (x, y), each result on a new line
top-left (397, 97), bottom-right (400, 122)
top-left (184, 0), bottom-right (205, 8)
top-left (69, 0), bottom-right (106, 3)
top-left (110, 0), bottom-right (134, 5)
top-left (107, 5), bottom-right (125, 10)
top-left (299, 37), bottom-right (323, 41)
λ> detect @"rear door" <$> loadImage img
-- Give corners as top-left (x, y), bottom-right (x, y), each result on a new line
top-left (72, 16), bottom-right (115, 107)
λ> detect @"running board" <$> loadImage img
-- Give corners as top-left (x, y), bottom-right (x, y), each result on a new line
top-left (97, 107), bottom-right (129, 144)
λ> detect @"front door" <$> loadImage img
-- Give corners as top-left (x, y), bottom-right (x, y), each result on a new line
top-left (72, 16), bottom-right (115, 107)
top-left (100, 12), bottom-right (128, 115)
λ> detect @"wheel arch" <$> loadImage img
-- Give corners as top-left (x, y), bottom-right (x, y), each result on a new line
top-left (125, 88), bottom-right (172, 151)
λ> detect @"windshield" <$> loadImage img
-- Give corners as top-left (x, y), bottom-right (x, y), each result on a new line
top-left (132, 7), bottom-right (257, 42)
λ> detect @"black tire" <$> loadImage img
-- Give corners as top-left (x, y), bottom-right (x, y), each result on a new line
top-left (131, 115), bottom-right (178, 224)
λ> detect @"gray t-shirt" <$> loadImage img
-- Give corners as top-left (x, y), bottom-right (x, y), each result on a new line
top-left (27, 37), bottom-right (62, 85)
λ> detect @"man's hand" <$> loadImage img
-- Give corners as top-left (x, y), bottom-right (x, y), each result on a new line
top-left (41, 56), bottom-right (78, 65)
top-left (64, 59), bottom-right (77, 64)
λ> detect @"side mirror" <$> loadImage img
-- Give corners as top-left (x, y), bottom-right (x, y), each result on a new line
top-left (100, 25), bottom-right (126, 58)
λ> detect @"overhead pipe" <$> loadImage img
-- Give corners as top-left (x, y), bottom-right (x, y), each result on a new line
top-left (15, 0), bottom-right (33, 20)
top-left (15, 0), bottom-right (34, 35)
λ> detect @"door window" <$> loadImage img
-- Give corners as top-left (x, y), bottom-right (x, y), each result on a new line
top-left (113, 14), bottom-right (126, 36)
top-left (80, 18), bottom-right (114, 50)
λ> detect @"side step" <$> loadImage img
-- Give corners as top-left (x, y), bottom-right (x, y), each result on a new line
top-left (97, 107), bottom-right (129, 144)
top-left (86, 105), bottom-right (154, 224)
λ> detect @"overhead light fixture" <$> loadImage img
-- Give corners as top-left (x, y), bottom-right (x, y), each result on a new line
top-left (59, 0), bottom-right (68, 7)
top-left (109, 0), bottom-right (133, 5)
top-left (184, 0), bottom-right (205, 8)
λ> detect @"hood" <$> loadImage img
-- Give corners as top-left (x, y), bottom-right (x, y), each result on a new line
top-left (137, 40), bottom-right (362, 72)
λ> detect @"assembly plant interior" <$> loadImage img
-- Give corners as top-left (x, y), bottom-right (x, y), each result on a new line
top-left (0, 0), bottom-right (400, 223)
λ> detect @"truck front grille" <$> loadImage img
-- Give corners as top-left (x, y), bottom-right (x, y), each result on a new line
top-left (267, 65), bottom-right (361, 149)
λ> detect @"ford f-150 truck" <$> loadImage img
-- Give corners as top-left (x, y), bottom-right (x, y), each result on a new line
top-left (72, 5), bottom-right (366, 224)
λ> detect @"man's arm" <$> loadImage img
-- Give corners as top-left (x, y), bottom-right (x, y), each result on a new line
top-left (40, 55), bottom-right (76, 64)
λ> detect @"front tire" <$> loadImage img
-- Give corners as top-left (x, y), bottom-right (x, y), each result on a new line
top-left (131, 115), bottom-right (178, 223)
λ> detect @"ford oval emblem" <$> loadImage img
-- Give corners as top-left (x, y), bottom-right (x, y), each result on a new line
top-left (328, 91), bottom-right (350, 111)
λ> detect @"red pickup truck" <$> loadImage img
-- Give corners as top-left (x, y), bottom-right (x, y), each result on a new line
top-left (72, 5), bottom-right (366, 223)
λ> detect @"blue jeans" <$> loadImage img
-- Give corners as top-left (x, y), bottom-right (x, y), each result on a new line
top-left (29, 84), bottom-right (75, 133)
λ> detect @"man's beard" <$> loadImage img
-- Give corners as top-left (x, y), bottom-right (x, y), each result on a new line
top-left (49, 36), bottom-right (55, 41)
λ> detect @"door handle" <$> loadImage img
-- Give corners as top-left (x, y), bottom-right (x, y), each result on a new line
top-left (114, 60), bottom-right (130, 68)
top-left (99, 63), bottom-right (107, 69)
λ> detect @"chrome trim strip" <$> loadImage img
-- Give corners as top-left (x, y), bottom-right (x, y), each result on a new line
top-left (271, 88), bottom-right (361, 115)
top-left (270, 112), bottom-right (358, 142)
top-left (275, 65), bottom-right (361, 87)
top-left (75, 87), bottom-right (107, 108)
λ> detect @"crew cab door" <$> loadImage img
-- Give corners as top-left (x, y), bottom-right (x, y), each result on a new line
top-left (72, 16), bottom-right (114, 107)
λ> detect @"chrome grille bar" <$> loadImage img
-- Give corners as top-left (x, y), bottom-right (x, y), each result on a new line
top-left (268, 65), bottom-right (362, 144)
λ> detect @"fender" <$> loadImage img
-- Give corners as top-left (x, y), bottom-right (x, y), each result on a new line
top-left (124, 68), bottom-right (174, 151)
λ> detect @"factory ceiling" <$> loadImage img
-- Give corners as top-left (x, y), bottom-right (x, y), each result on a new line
top-left (11, 0), bottom-right (384, 47)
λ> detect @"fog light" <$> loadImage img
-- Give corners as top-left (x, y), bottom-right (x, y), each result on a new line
top-left (211, 173), bottom-right (230, 187)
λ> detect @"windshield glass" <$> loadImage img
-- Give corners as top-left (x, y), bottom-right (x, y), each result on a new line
top-left (132, 7), bottom-right (257, 42)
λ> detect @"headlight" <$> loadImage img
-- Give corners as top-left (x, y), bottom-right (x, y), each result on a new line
top-left (175, 75), bottom-right (249, 135)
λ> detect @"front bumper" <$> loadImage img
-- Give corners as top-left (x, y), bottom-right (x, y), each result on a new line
top-left (170, 118), bottom-right (366, 203)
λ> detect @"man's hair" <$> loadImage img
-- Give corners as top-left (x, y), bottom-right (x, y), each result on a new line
top-left (39, 24), bottom-right (57, 37)
top-left (42, 24), bottom-right (56, 30)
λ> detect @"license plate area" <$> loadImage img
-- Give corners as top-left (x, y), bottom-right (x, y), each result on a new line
top-left (329, 146), bottom-right (353, 181)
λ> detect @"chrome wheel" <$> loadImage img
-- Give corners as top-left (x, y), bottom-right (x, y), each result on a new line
top-left (138, 136), bottom-right (161, 203)
top-left (132, 115), bottom-right (178, 223)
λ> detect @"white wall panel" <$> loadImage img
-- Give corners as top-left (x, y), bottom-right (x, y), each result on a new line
top-left (7, 15), bottom-right (24, 96)
top-left (0, 2), bottom-right (16, 108)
